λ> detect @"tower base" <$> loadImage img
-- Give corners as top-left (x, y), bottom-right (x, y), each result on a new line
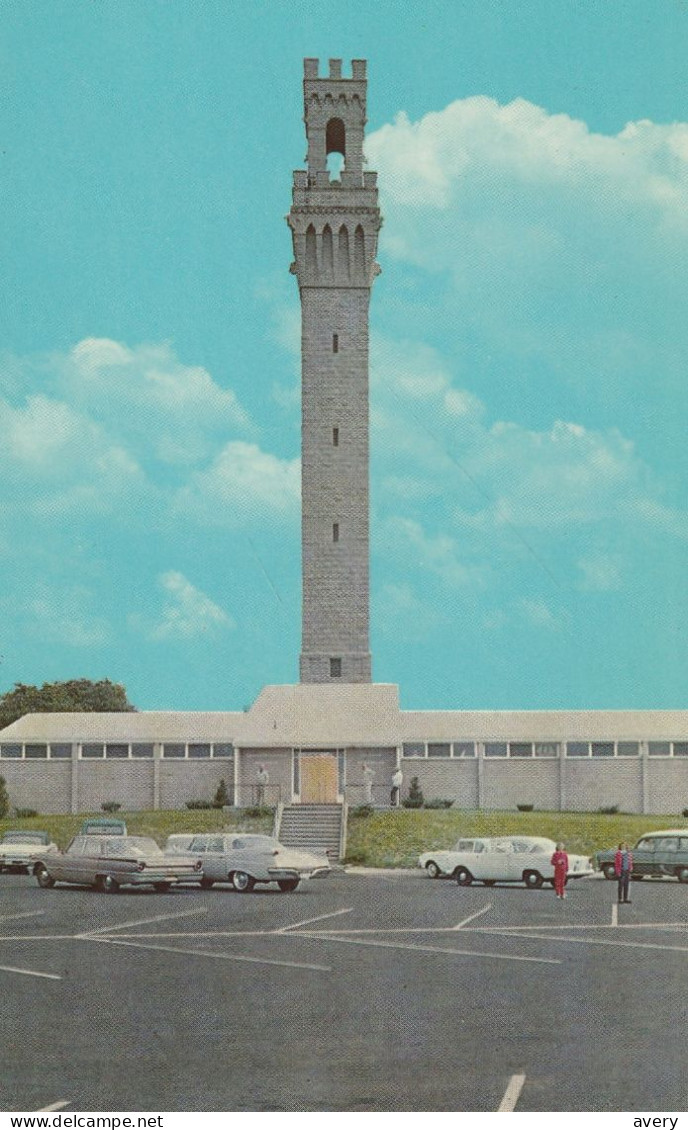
top-left (300, 652), bottom-right (372, 684)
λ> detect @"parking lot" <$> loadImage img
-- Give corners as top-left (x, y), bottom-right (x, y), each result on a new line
top-left (1, 869), bottom-right (687, 1112)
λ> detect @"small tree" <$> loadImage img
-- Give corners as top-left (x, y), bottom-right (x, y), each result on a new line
top-left (213, 778), bottom-right (230, 808)
top-left (403, 775), bottom-right (424, 809)
top-left (0, 775), bottom-right (9, 819)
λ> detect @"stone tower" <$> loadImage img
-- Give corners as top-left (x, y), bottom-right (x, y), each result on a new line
top-left (288, 58), bottom-right (382, 685)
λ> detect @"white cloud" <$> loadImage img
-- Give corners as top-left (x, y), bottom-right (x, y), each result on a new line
top-left (577, 554), bottom-right (622, 592)
top-left (380, 516), bottom-right (484, 590)
top-left (368, 98), bottom-right (688, 223)
top-left (148, 571), bottom-right (234, 641)
top-left (24, 585), bottom-right (111, 647)
top-left (65, 338), bottom-right (251, 466)
top-left (176, 441), bottom-right (300, 525)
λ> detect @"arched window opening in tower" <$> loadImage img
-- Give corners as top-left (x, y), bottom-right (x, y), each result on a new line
top-left (332, 333), bottom-right (339, 353)
top-left (333, 522), bottom-right (339, 543)
top-left (326, 117), bottom-right (346, 183)
top-left (333, 427), bottom-right (339, 447)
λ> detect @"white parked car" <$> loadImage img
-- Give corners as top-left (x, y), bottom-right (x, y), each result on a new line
top-left (0, 830), bottom-right (58, 873)
top-left (171, 832), bottom-right (331, 892)
top-left (419, 836), bottom-right (593, 889)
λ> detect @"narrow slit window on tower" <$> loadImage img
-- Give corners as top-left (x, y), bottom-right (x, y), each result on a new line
top-left (333, 522), bottom-right (339, 543)
top-left (333, 427), bottom-right (339, 446)
top-left (332, 333), bottom-right (339, 353)
top-left (330, 657), bottom-right (342, 678)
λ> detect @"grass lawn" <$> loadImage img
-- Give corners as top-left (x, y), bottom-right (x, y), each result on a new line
top-left (0, 808), bottom-right (274, 850)
top-left (344, 808), bottom-right (688, 868)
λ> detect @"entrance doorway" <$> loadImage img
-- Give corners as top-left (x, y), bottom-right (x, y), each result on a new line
top-left (300, 753), bottom-right (338, 803)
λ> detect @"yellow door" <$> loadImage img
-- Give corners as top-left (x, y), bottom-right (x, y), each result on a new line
top-left (300, 755), bottom-right (338, 803)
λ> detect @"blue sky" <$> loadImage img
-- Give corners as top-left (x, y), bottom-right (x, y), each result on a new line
top-left (2, 0), bottom-right (688, 711)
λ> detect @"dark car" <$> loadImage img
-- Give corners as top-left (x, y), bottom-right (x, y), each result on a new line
top-left (595, 830), bottom-right (688, 883)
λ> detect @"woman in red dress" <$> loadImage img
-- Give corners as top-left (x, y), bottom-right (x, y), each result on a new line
top-left (551, 842), bottom-right (569, 899)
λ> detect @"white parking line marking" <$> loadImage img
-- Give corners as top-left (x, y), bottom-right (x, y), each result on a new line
top-left (296, 931), bottom-right (561, 965)
top-left (0, 934), bottom-right (86, 942)
top-left (0, 911), bottom-right (45, 924)
top-left (611, 902), bottom-right (618, 927)
top-left (498, 1073), bottom-right (526, 1112)
top-left (95, 936), bottom-right (332, 972)
top-left (478, 922), bottom-right (688, 932)
top-left (36, 1102), bottom-right (69, 1112)
top-left (277, 907), bottom-right (354, 933)
top-left (487, 929), bottom-right (688, 954)
top-left (80, 907), bottom-right (208, 936)
top-left (453, 904), bottom-right (492, 930)
top-left (0, 963), bottom-right (61, 980)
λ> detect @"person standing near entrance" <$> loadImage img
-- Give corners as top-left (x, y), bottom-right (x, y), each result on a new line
top-left (362, 762), bottom-right (375, 805)
top-left (256, 764), bottom-right (269, 806)
top-left (615, 842), bottom-right (633, 904)
top-left (391, 766), bottom-right (403, 808)
top-left (550, 842), bottom-right (569, 899)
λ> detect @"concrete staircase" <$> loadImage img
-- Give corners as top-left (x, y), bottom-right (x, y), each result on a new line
top-left (276, 803), bottom-right (345, 861)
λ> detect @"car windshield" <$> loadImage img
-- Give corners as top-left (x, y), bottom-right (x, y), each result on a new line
top-left (99, 837), bottom-right (163, 857)
top-left (2, 832), bottom-right (48, 844)
top-left (232, 836), bottom-right (280, 851)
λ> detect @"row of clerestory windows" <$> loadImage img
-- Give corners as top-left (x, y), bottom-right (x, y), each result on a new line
top-left (401, 740), bottom-right (688, 759)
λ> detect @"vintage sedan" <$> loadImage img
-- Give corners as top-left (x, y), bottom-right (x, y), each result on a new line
top-left (595, 830), bottom-right (688, 883)
top-left (419, 836), bottom-right (593, 888)
top-left (34, 834), bottom-right (201, 893)
top-left (0, 830), bottom-right (58, 874)
top-left (173, 832), bottom-right (331, 892)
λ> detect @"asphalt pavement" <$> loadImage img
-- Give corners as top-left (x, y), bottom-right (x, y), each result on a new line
top-left (1, 869), bottom-right (686, 1112)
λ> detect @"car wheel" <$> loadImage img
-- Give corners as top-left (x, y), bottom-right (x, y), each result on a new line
top-left (96, 874), bottom-right (119, 894)
top-left (200, 877), bottom-right (215, 890)
top-left (677, 867), bottom-right (688, 884)
top-left (425, 861), bottom-right (441, 879)
top-left (231, 870), bottom-right (255, 893)
top-left (602, 863), bottom-right (616, 881)
top-left (523, 870), bottom-right (544, 889)
top-left (278, 879), bottom-right (299, 893)
top-left (36, 865), bottom-right (55, 889)
top-left (454, 866), bottom-right (473, 887)
top-left (153, 882), bottom-right (172, 893)
top-left (482, 879), bottom-right (496, 887)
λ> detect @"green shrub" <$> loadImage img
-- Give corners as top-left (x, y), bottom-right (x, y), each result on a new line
top-left (186, 799), bottom-right (214, 810)
top-left (15, 807), bottom-right (38, 818)
top-left (402, 776), bottom-right (424, 809)
top-left (351, 804), bottom-right (374, 818)
top-left (424, 799), bottom-right (454, 809)
top-left (344, 849), bottom-right (366, 865)
top-left (213, 779), bottom-right (231, 808)
top-left (598, 805), bottom-right (619, 815)
top-left (243, 805), bottom-right (273, 818)
top-left (517, 804), bottom-right (534, 812)
top-left (101, 801), bottom-right (121, 813)
top-left (0, 776), bottom-right (9, 820)
top-left (682, 808), bottom-right (688, 819)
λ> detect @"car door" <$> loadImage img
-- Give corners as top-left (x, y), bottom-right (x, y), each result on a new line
top-left (57, 840), bottom-right (95, 881)
top-left (649, 836), bottom-right (679, 877)
top-left (477, 839), bottom-right (513, 881)
top-left (632, 837), bottom-right (657, 876)
top-left (200, 836), bottom-right (226, 881)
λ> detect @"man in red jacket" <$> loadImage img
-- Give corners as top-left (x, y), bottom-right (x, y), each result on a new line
top-left (614, 842), bottom-right (633, 904)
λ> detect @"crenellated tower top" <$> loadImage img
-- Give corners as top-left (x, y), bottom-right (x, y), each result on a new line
top-left (302, 58), bottom-right (368, 180)
top-left (288, 57), bottom-right (381, 291)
